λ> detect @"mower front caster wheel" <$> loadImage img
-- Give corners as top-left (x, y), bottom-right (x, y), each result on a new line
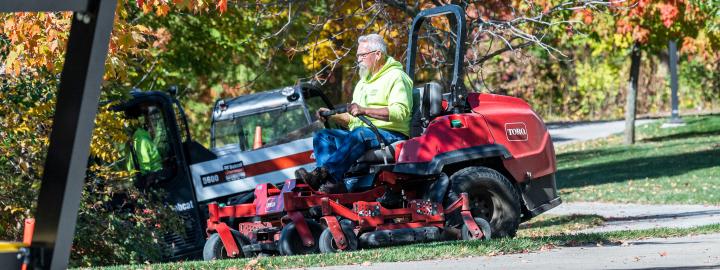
top-left (203, 229), bottom-right (250, 261)
top-left (462, 217), bottom-right (492, 241)
top-left (278, 220), bottom-right (324, 256)
top-left (319, 219), bottom-right (358, 253)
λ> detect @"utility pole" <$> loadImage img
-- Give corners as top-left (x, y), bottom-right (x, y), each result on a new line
top-left (665, 40), bottom-right (685, 127)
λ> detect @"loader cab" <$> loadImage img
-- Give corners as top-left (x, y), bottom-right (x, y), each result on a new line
top-left (210, 83), bottom-right (334, 154)
top-left (114, 90), bottom-right (209, 260)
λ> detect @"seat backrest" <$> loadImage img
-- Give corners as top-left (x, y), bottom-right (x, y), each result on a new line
top-left (409, 82), bottom-right (444, 137)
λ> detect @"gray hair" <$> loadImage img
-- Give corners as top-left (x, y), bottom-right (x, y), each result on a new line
top-left (358, 34), bottom-right (387, 55)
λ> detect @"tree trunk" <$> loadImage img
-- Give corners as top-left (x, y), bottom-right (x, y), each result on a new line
top-left (625, 42), bottom-right (641, 145)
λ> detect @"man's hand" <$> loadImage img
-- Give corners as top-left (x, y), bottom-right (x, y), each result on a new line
top-left (316, 107), bottom-right (331, 122)
top-left (348, 103), bottom-right (366, 116)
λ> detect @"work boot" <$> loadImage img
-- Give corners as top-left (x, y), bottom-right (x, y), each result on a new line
top-left (318, 181), bottom-right (347, 194)
top-left (294, 167), bottom-right (328, 190)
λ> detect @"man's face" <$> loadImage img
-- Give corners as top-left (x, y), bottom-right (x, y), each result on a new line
top-left (356, 42), bottom-right (381, 79)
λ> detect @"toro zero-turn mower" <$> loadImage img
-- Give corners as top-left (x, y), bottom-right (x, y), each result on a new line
top-left (203, 4), bottom-right (560, 260)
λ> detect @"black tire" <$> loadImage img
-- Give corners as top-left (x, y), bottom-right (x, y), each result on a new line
top-left (446, 166), bottom-right (521, 238)
top-left (278, 220), bottom-right (324, 256)
top-left (203, 229), bottom-right (250, 261)
top-left (461, 217), bottom-right (492, 241)
top-left (319, 219), bottom-right (358, 253)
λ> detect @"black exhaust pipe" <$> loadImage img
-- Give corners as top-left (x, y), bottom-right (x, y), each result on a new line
top-left (359, 226), bottom-right (443, 248)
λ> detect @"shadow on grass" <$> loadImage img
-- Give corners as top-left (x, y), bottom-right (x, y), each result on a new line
top-left (520, 214), bottom-right (605, 229)
top-left (605, 210), bottom-right (720, 223)
top-left (557, 149), bottom-right (720, 189)
top-left (642, 130), bottom-right (720, 143)
top-left (557, 148), bottom-right (629, 162)
top-left (607, 265), bottom-right (720, 270)
top-left (641, 117), bottom-right (720, 143)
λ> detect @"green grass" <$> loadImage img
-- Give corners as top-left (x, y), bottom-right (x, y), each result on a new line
top-left (95, 220), bottom-right (720, 270)
top-left (556, 115), bottom-right (720, 204)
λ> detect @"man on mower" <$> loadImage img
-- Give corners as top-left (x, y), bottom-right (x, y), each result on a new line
top-left (295, 34), bottom-right (413, 193)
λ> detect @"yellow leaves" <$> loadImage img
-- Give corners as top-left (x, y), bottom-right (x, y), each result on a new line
top-left (3, 45), bottom-right (21, 76)
top-left (301, 1), bottom-right (407, 72)
top-left (136, 0), bottom-right (224, 15)
top-left (1, 12), bottom-right (72, 76)
top-left (140, 3), bottom-right (152, 13)
top-left (155, 4), bottom-right (170, 16)
top-left (3, 205), bottom-right (27, 215)
top-left (90, 106), bottom-right (130, 164)
top-left (12, 123), bottom-right (31, 134)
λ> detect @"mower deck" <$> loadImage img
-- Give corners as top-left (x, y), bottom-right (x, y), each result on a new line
top-left (205, 179), bottom-right (486, 257)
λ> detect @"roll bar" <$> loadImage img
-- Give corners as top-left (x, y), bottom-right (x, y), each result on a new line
top-left (405, 4), bottom-right (467, 113)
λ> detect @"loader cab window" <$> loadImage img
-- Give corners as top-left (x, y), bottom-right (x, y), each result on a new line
top-left (213, 118), bottom-right (242, 147)
top-left (213, 105), bottom-right (309, 151)
top-left (146, 106), bottom-right (171, 158)
top-left (124, 103), bottom-right (177, 187)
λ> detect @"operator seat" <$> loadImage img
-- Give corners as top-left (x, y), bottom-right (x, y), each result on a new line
top-left (355, 82), bottom-right (444, 164)
top-left (345, 82), bottom-right (444, 192)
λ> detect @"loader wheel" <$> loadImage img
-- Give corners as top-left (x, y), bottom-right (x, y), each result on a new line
top-left (461, 217), bottom-right (492, 241)
top-left (319, 219), bottom-right (358, 253)
top-left (203, 229), bottom-right (250, 261)
top-left (278, 220), bottom-right (324, 256)
top-left (446, 166), bottom-right (521, 238)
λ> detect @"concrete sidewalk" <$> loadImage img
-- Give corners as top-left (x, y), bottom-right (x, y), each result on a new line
top-left (548, 119), bottom-right (654, 146)
top-left (546, 202), bottom-right (720, 233)
top-left (293, 202), bottom-right (720, 270)
top-left (299, 233), bottom-right (720, 270)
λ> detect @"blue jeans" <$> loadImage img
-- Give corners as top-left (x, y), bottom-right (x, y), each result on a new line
top-left (314, 127), bottom-right (407, 183)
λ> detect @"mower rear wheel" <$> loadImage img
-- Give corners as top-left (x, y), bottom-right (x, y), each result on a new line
top-left (278, 220), bottom-right (324, 256)
top-left (461, 217), bottom-right (492, 241)
top-left (446, 166), bottom-right (521, 238)
top-left (319, 219), bottom-right (358, 253)
top-left (203, 229), bottom-right (250, 261)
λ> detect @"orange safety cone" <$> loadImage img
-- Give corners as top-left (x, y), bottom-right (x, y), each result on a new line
top-left (22, 218), bottom-right (35, 270)
top-left (22, 218), bottom-right (34, 245)
top-left (252, 125), bottom-right (263, 149)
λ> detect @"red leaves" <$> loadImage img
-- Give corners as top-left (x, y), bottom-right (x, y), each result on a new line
top-left (581, 9), bottom-right (593, 25)
top-left (657, 2), bottom-right (679, 28)
top-left (616, 18), bottom-right (633, 35)
top-left (216, 0), bottom-right (227, 13)
top-left (632, 26), bottom-right (650, 44)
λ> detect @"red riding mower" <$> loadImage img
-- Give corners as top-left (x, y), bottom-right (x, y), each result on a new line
top-left (203, 4), bottom-right (560, 260)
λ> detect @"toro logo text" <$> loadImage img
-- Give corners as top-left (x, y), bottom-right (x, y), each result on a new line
top-left (505, 122), bottom-right (528, 141)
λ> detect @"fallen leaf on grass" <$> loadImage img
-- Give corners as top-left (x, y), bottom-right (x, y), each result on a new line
top-left (540, 244), bottom-right (555, 251)
top-left (243, 259), bottom-right (259, 270)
